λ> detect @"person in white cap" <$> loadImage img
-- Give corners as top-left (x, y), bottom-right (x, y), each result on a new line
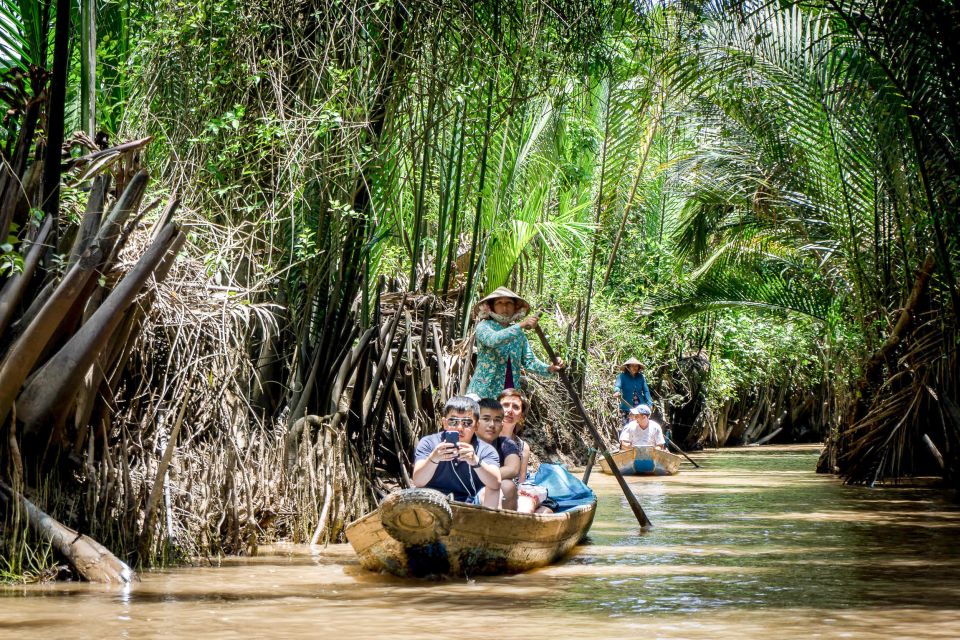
top-left (618, 404), bottom-right (665, 450)
top-left (466, 286), bottom-right (564, 400)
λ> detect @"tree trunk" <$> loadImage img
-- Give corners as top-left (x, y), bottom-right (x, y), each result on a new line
top-left (80, 0), bottom-right (97, 137)
top-left (0, 216), bottom-right (53, 337)
top-left (0, 250), bottom-right (102, 427)
top-left (41, 0), bottom-right (72, 229)
top-left (17, 224), bottom-right (184, 441)
top-left (0, 481), bottom-right (136, 583)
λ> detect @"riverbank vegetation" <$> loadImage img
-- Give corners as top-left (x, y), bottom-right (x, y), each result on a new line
top-left (1, 0), bottom-right (957, 580)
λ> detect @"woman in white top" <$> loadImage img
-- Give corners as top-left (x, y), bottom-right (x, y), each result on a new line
top-left (618, 404), bottom-right (665, 450)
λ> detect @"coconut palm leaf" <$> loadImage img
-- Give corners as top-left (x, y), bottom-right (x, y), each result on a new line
top-left (655, 254), bottom-right (836, 321)
top-left (0, 0), bottom-right (45, 69)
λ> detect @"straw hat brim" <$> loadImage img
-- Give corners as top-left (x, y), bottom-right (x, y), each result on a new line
top-left (622, 357), bottom-right (643, 369)
top-left (478, 287), bottom-right (530, 314)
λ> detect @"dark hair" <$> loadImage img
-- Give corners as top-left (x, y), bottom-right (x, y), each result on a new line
top-left (497, 388), bottom-right (528, 414)
top-left (478, 398), bottom-right (503, 412)
top-left (443, 395), bottom-right (480, 420)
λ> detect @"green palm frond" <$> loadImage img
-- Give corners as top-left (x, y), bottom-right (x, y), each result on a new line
top-left (654, 255), bottom-right (835, 321)
top-left (663, 2), bottom-right (901, 315)
top-left (0, 0), bottom-right (45, 69)
top-left (482, 177), bottom-right (593, 292)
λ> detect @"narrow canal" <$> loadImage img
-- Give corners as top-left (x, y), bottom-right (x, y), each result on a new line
top-left (4, 445), bottom-right (960, 639)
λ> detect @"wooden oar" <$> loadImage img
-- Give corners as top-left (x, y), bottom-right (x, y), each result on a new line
top-left (533, 325), bottom-right (652, 528)
top-left (667, 438), bottom-right (701, 468)
top-left (581, 449), bottom-right (597, 484)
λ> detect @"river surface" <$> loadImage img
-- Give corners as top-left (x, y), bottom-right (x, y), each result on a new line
top-left (4, 445), bottom-right (960, 639)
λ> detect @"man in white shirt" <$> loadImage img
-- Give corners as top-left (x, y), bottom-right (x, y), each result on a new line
top-left (619, 404), bottom-right (666, 450)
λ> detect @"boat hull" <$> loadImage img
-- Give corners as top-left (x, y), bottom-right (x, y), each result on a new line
top-left (345, 498), bottom-right (596, 578)
top-left (599, 446), bottom-right (683, 476)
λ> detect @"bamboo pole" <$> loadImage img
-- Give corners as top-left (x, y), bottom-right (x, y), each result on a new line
top-left (533, 324), bottom-right (652, 528)
top-left (667, 439), bottom-right (701, 468)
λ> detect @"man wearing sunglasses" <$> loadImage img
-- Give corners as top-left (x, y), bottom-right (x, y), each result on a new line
top-left (412, 396), bottom-right (502, 508)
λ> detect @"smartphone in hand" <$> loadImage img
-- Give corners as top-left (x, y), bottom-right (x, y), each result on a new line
top-left (441, 431), bottom-right (460, 446)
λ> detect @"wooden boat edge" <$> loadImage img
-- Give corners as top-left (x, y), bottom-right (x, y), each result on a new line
top-left (598, 446), bottom-right (683, 475)
top-left (345, 496), bottom-right (597, 578)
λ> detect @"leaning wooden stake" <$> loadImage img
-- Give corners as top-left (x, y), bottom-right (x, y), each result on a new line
top-left (581, 449), bottom-right (597, 484)
top-left (533, 325), bottom-right (652, 528)
top-left (0, 481), bottom-right (136, 583)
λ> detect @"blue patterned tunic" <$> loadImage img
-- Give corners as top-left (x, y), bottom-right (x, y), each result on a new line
top-left (615, 371), bottom-right (651, 412)
top-left (466, 320), bottom-right (554, 400)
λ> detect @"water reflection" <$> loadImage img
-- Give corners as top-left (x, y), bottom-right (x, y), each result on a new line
top-left (4, 445), bottom-right (960, 639)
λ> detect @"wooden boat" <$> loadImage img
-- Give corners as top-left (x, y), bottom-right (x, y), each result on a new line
top-left (345, 488), bottom-right (596, 578)
top-left (599, 446), bottom-right (683, 476)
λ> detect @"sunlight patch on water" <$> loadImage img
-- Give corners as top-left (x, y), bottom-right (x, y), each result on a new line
top-left (533, 564), bottom-right (771, 578)
top-left (572, 544), bottom-right (844, 557)
top-left (748, 510), bottom-right (960, 526)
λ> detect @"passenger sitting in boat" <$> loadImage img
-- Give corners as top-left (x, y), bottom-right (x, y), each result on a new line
top-left (412, 396), bottom-right (502, 508)
top-left (498, 388), bottom-right (555, 513)
top-left (498, 388), bottom-right (530, 483)
top-left (619, 404), bottom-right (666, 450)
top-left (474, 398), bottom-right (522, 510)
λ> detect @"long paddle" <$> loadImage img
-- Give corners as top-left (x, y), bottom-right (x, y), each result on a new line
top-left (667, 438), bottom-right (701, 468)
top-left (581, 449), bottom-right (597, 484)
top-left (533, 324), bottom-right (652, 528)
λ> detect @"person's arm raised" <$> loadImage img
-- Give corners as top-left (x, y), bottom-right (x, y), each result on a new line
top-left (412, 441), bottom-right (454, 487)
top-left (475, 318), bottom-right (525, 347)
top-left (459, 441), bottom-right (501, 490)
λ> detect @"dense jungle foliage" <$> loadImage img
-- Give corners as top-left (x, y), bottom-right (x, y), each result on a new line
top-left (0, 0), bottom-right (957, 579)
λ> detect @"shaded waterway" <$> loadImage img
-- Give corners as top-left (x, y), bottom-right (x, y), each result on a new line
top-left (4, 445), bottom-right (960, 639)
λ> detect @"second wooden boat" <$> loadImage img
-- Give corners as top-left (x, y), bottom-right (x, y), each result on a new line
top-left (599, 446), bottom-right (683, 476)
top-left (345, 488), bottom-right (596, 578)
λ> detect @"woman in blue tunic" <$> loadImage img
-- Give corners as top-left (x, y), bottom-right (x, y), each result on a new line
top-left (615, 357), bottom-right (651, 424)
top-left (466, 287), bottom-right (564, 400)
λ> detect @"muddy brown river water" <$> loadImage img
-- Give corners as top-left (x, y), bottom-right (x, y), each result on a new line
top-left (3, 445), bottom-right (960, 639)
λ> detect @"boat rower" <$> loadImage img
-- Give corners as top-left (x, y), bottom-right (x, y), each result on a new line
top-left (619, 404), bottom-right (666, 450)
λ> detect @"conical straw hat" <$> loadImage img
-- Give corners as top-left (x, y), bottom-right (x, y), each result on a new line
top-left (477, 287), bottom-right (530, 315)
top-left (622, 357), bottom-right (643, 370)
